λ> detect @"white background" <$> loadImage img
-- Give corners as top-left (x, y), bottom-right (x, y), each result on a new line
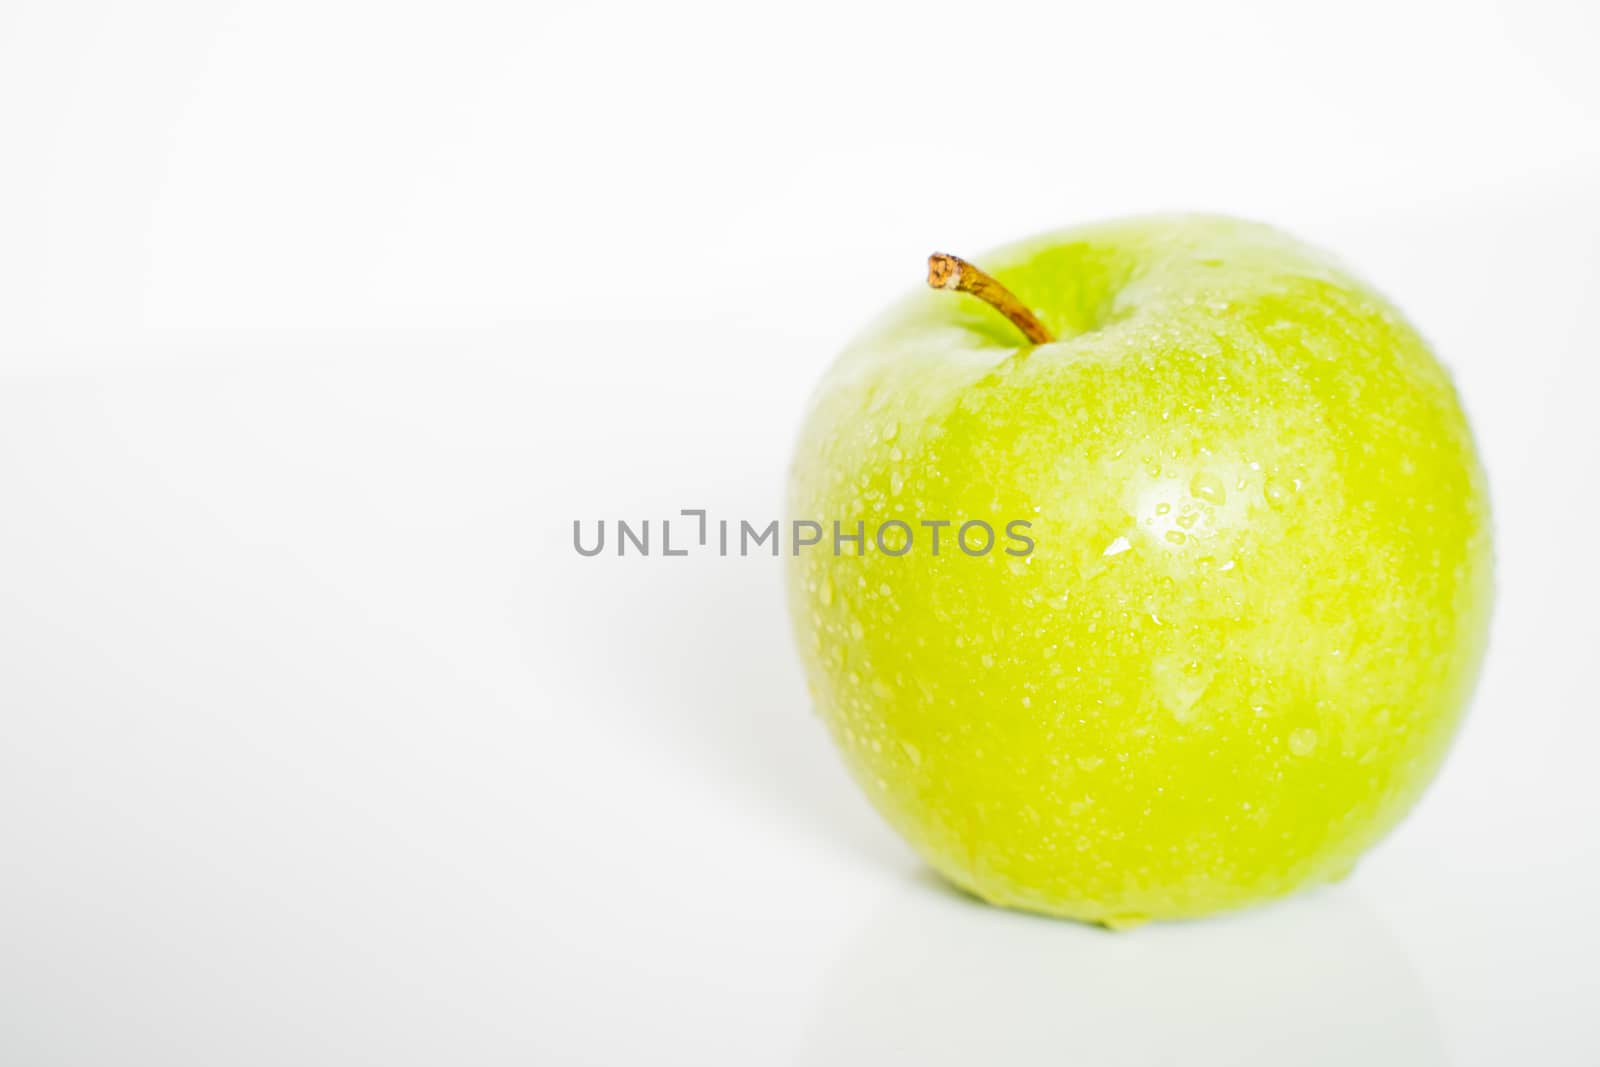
top-left (2, 1), bottom-right (1597, 1063)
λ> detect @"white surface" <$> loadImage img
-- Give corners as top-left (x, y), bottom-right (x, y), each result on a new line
top-left (1, 1), bottom-right (1598, 1063)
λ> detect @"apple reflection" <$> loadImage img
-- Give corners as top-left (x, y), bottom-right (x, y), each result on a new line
top-left (796, 877), bottom-right (1444, 1066)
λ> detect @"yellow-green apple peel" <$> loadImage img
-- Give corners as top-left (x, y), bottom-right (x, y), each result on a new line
top-left (786, 215), bottom-right (1492, 926)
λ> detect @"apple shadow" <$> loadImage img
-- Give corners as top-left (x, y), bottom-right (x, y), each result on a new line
top-left (793, 881), bottom-right (1447, 1066)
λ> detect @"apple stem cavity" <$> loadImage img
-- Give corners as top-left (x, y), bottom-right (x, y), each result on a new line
top-left (927, 253), bottom-right (1056, 345)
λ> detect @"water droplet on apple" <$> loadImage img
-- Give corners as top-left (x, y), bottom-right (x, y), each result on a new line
top-left (1164, 530), bottom-right (1187, 545)
top-left (1264, 477), bottom-right (1293, 508)
top-left (820, 576), bottom-right (835, 605)
top-left (1103, 536), bottom-right (1133, 557)
top-left (889, 472), bottom-right (905, 496)
top-left (882, 420), bottom-right (899, 442)
top-left (1289, 728), bottom-right (1319, 756)
top-left (1189, 471), bottom-right (1227, 505)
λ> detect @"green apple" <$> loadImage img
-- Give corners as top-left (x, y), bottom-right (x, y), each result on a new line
top-left (786, 215), bottom-right (1492, 927)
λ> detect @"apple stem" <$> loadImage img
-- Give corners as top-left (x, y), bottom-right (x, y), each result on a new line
top-left (927, 253), bottom-right (1055, 345)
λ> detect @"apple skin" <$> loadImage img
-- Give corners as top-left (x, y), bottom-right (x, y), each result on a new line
top-left (786, 215), bottom-right (1492, 926)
